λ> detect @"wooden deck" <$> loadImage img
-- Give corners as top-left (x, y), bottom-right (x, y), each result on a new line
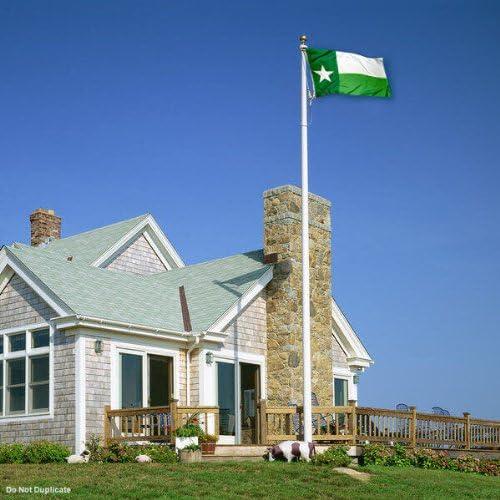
top-left (104, 401), bottom-right (500, 451)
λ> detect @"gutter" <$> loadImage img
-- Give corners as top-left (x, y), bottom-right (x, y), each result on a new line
top-left (52, 314), bottom-right (194, 342)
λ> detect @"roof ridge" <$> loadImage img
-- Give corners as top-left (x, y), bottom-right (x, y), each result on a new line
top-left (145, 249), bottom-right (265, 279)
top-left (52, 213), bottom-right (150, 243)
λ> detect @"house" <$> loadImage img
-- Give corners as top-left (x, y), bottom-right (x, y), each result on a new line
top-left (0, 185), bottom-right (372, 451)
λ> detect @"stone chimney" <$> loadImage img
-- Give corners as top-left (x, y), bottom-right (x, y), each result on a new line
top-left (264, 185), bottom-right (333, 405)
top-left (30, 209), bottom-right (61, 246)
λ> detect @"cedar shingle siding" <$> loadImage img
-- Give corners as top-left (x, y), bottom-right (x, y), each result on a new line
top-left (105, 234), bottom-right (167, 276)
top-left (0, 274), bottom-right (76, 448)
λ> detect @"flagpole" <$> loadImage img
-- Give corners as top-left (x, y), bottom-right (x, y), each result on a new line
top-left (299, 34), bottom-right (313, 443)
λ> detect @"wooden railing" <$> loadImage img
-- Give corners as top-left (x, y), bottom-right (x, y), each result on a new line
top-left (259, 401), bottom-right (500, 450)
top-left (104, 401), bottom-right (219, 445)
top-left (103, 401), bottom-right (498, 451)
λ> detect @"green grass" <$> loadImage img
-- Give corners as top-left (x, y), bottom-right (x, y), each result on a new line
top-left (0, 462), bottom-right (498, 498)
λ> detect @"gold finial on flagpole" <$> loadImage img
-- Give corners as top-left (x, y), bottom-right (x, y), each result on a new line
top-left (299, 34), bottom-right (307, 50)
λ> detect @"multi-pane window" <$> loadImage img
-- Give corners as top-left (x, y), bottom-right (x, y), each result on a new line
top-left (0, 360), bottom-right (3, 413)
top-left (334, 378), bottom-right (348, 406)
top-left (0, 328), bottom-right (50, 417)
top-left (7, 358), bottom-right (25, 413)
top-left (30, 356), bottom-right (49, 412)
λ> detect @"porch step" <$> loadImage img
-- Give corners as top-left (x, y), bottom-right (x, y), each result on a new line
top-left (202, 455), bottom-right (263, 462)
top-left (212, 445), bottom-right (267, 458)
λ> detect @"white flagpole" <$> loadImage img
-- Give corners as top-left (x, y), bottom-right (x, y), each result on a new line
top-left (299, 34), bottom-right (313, 443)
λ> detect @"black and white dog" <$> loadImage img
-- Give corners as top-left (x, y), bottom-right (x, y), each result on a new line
top-left (266, 441), bottom-right (315, 462)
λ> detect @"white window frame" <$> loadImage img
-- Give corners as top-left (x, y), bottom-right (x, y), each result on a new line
top-left (0, 323), bottom-right (54, 422)
top-left (202, 348), bottom-right (266, 445)
top-left (332, 366), bottom-right (358, 405)
top-left (110, 341), bottom-right (180, 410)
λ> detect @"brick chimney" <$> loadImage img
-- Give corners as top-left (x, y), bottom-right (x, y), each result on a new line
top-left (30, 209), bottom-right (61, 246)
top-left (264, 185), bottom-right (333, 405)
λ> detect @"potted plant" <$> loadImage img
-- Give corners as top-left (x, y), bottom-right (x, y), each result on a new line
top-left (179, 443), bottom-right (202, 463)
top-left (199, 434), bottom-right (217, 455)
top-left (175, 423), bottom-right (204, 452)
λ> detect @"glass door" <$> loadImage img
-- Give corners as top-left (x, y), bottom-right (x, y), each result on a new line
top-left (148, 355), bottom-right (172, 407)
top-left (217, 362), bottom-right (236, 442)
top-left (120, 353), bottom-right (143, 409)
top-left (240, 363), bottom-right (260, 444)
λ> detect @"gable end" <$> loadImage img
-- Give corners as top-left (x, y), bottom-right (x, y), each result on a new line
top-left (105, 233), bottom-right (167, 276)
top-left (0, 273), bottom-right (55, 330)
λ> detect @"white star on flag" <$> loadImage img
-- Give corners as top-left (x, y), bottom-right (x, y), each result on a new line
top-left (314, 65), bottom-right (334, 83)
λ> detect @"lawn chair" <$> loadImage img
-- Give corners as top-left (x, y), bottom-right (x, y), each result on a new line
top-left (432, 407), bottom-right (450, 416)
top-left (288, 393), bottom-right (329, 438)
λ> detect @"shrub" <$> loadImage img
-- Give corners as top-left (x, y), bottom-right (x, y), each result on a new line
top-left (199, 434), bottom-right (217, 443)
top-left (0, 442), bottom-right (70, 464)
top-left (361, 443), bottom-right (499, 477)
top-left (139, 445), bottom-right (178, 463)
top-left (175, 424), bottom-right (204, 438)
top-left (85, 435), bottom-right (177, 464)
top-left (182, 443), bottom-right (201, 452)
top-left (312, 445), bottom-right (351, 467)
top-left (0, 444), bottom-right (25, 464)
top-left (361, 443), bottom-right (394, 465)
top-left (385, 443), bottom-right (413, 467)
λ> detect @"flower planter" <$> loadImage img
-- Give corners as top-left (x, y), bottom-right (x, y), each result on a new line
top-left (179, 449), bottom-right (202, 463)
top-left (201, 442), bottom-right (216, 455)
top-left (175, 436), bottom-right (198, 452)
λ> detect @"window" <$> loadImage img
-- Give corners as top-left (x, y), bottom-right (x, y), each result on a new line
top-left (9, 334), bottom-right (25, 352)
top-left (120, 353), bottom-right (143, 409)
top-left (32, 329), bottom-right (49, 349)
top-left (0, 328), bottom-right (51, 418)
top-left (7, 358), bottom-right (25, 414)
top-left (30, 356), bottom-right (49, 412)
top-left (334, 378), bottom-right (348, 406)
top-left (0, 361), bottom-right (3, 413)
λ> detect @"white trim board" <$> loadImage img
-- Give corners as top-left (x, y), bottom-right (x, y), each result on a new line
top-left (110, 339), bottom-right (181, 409)
top-left (74, 333), bottom-right (86, 453)
top-left (331, 298), bottom-right (373, 369)
top-left (208, 267), bottom-right (273, 333)
top-left (92, 215), bottom-right (184, 271)
top-left (0, 251), bottom-right (71, 317)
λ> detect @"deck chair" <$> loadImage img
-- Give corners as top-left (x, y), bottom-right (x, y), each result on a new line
top-left (432, 407), bottom-right (450, 416)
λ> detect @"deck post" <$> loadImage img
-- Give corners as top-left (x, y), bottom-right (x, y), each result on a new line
top-left (463, 412), bottom-right (471, 450)
top-left (170, 399), bottom-right (178, 442)
top-left (259, 400), bottom-right (268, 445)
top-left (348, 400), bottom-right (357, 445)
top-left (409, 406), bottom-right (417, 447)
top-left (103, 405), bottom-right (111, 446)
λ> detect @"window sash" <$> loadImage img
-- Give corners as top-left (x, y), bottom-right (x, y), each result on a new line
top-left (0, 327), bottom-right (51, 417)
top-left (32, 329), bottom-right (50, 349)
top-left (9, 333), bottom-right (26, 353)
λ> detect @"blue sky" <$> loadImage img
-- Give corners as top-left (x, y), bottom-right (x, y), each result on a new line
top-left (1, 1), bottom-right (499, 418)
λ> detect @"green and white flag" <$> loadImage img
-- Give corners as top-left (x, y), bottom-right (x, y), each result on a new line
top-left (306, 48), bottom-right (391, 98)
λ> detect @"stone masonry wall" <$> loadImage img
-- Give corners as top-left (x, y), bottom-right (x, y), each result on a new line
top-left (264, 185), bottom-right (333, 406)
top-left (0, 274), bottom-right (75, 448)
top-left (105, 233), bottom-right (167, 276)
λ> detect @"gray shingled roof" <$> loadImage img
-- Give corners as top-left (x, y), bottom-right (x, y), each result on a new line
top-left (6, 217), bottom-right (271, 332)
